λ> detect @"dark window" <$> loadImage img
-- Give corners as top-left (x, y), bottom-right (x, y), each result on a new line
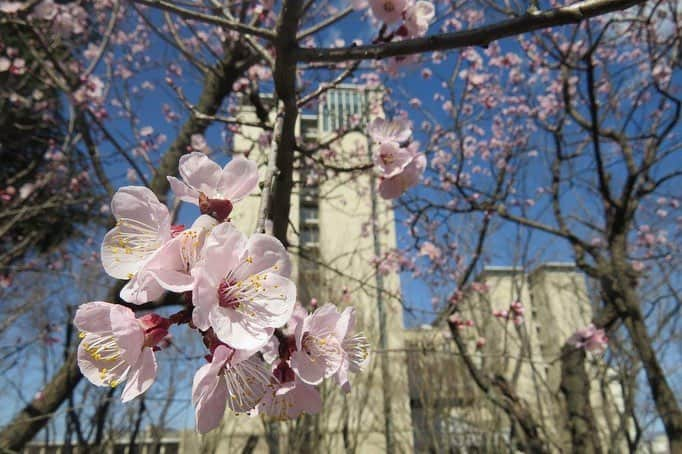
top-left (300, 205), bottom-right (318, 225)
top-left (301, 226), bottom-right (319, 245)
top-left (163, 442), bottom-right (180, 454)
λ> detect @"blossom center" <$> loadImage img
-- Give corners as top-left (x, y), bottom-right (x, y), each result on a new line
top-left (111, 218), bottom-right (162, 256)
top-left (199, 192), bottom-right (233, 222)
top-left (381, 150), bottom-right (394, 164)
top-left (302, 332), bottom-right (341, 363)
top-left (383, 1), bottom-right (395, 12)
top-left (80, 332), bottom-right (127, 388)
top-left (343, 333), bottom-right (370, 369)
top-left (222, 356), bottom-right (269, 412)
top-left (217, 272), bottom-right (267, 314)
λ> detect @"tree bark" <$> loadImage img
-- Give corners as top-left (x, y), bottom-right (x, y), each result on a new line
top-left (600, 264), bottom-right (682, 452)
top-left (560, 345), bottom-right (603, 454)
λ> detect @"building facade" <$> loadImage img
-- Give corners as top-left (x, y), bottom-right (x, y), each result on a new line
top-left (404, 264), bottom-right (632, 453)
top-left (208, 86), bottom-right (414, 453)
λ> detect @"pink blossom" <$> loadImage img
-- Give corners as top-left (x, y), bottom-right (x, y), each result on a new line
top-left (567, 324), bottom-right (608, 353)
top-left (168, 153), bottom-right (258, 219)
top-left (291, 304), bottom-right (347, 385)
top-left (476, 337), bottom-right (486, 349)
top-left (74, 302), bottom-right (167, 401)
top-left (257, 362), bottom-right (322, 419)
top-left (32, 0), bottom-right (58, 21)
top-left (378, 147), bottom-right (427, 199)
top-left (101, 186), bottom-right (171, 281)
top-left (0, 1), bottom-right (24, 13)
top-left (192, 344), bottom-right (269, 433)
top-left (333, 307), bottom-right (370, 392)
top-left (192, 223), bottom-right (296, 350)
top-left (404, 1), bottom-right (434, 37)
top-left (351, 0), bottom-right (368, 10)
top-left (373, 142), bottom-right (414, 177)
top-left (73, 76), bottom-right (104, 105)
top-left (190, 134), bottom-right (210, 153)
top-left (368, 117), bottom-right (412, 144)
top-left (120, 215), bottom-right (217, 304)
top-left (0, 57), bottom-right (10, 72)
top-left (419, 241), bottom-right (441, 261)
top-left (368, 0), bottom-right (407, 24)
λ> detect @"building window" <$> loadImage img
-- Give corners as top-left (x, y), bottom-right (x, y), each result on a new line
top-left (300, 205), bottom-right (318, 225)
top-left (301, 226), bottom-right (319, 246)
top-left (321, 88), bottom-right (367, 132)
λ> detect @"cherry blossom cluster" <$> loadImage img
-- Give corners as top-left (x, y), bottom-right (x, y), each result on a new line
top-left (74, 153), bottom-right (370, 433)
top-left (358, 0), bottom-right (435, 39)
top-left (0, 0), bottom-right (87, 37)
top-left (567, 324), bottom-right (608, 353)
top-left (369, 116), bottom-right (427, 199)
top-left (493, 300), bottom-right (525, 326)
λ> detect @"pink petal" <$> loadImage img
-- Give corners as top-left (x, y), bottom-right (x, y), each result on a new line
top-left (192, 346), bottom-right (230, 405)
top-left (178, 152), bottom-right (222, 197)
top-left (335, 361), bottom-right (351, 393)
top-left (192, 346), bottom-right (230, 433)
top-left (73, 301), bottom-right (114, 333)
top-left (101, 186), bottom-right (170, 279)
top-left (218, 156), bottom-right (259, 202)
top-left (289, 380), bottom-right (322, 417)
top-left (378, 153), bottom-right (426, 199)
top-left (121, 348), bottom-right (157, 402)
top-left (260, 336), bottom-right (280, 364)
top-left (210, 308), bottom-right (274, 350)
top-left (167, 176), bottom-right (200, 204)
top-left (246, 273), bottom-right (297, 328)
top-left (200, 223), bottom-right (247, 282)
top-left (237, 233), bottom-right (292, 279)
top-left (373, 142), bottom-right (413, 178)
top-left (195, 378), bottom-right (227, 434)
top-left (110, 186), bottom-right (170, 236)
top-left (120, 271), bottom-right (166, 305)
top-left (291, 350), bottom-right (326, 385)
top-left (151, 269), bottom-right (194, 292)
top-left (368, 117), bottom-right (412, 143)
top-left (335, 307), bottom-right (355, 341)
top-left (109, 305), bottom-right (144, 365)
top-left (305, 304), bottom-right (342, 336)
top-left (191, 271), bottom-right (219, 331)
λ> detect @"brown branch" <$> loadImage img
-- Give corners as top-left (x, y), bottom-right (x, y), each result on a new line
top-left (295, 0), bottom-right (646, 63)
top-left (270, 0), bottom-right (304, 246)
top-left (133, 0), bottom-right (276, 40)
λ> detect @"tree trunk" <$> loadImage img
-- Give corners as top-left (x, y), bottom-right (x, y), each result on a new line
top-left (560, 345), bottom-right (603, 454)
top-left (601, 271), bottom-right (682, 452)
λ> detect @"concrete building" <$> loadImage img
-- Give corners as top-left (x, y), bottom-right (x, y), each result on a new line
top-left (404, 264), bottom-right (633, 453)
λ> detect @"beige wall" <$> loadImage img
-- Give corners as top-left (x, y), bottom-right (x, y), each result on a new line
top-left (405, 265), bottom-right (630, 453)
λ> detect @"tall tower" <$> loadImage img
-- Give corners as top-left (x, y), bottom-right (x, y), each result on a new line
top-left (214, 86), bottom-right (413, 453)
